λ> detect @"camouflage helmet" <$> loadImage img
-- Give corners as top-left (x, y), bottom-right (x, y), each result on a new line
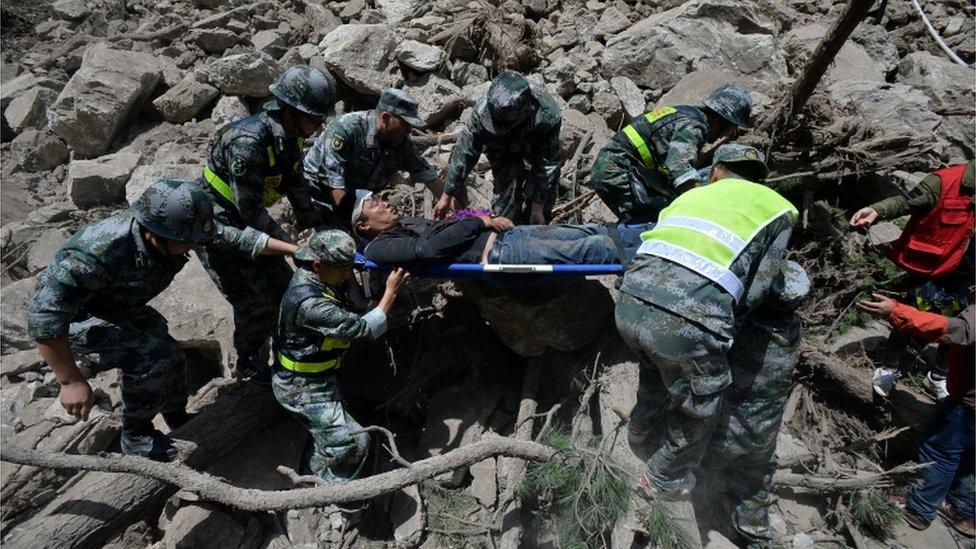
top-left (711, 143), bottom-right (768, 180)
top-left (294, 229), bottom-right (356, 268)
top-left (269, 65), bottom-right (337, 119)
top-left (702, 84), bottom-right (752, 129)
top-left (131, 179), bottom-right (217, 244)
top-left (485, 70), bottom-right (533, 134)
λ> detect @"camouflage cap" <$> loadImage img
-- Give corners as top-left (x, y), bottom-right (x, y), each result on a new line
top-left (131, 179), bottom-right (217, 244)
top-left (485, 70), bottom-right (533, 134)
top-left (702, 84), bottom-right (752, 129)
top-left (377, 88), bottom-right (426, 128)
top-left (269, 65), bottom-right (337, 119)
top-left (712, 143), bottom-right (769, 180)
top-left (294, 229), bottom-right (357, 267)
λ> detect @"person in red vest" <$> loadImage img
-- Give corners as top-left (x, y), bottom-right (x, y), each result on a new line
top-left (851, 161), bottom-right (974, 399)
top-left (857, 291), bottom-right (974, 536)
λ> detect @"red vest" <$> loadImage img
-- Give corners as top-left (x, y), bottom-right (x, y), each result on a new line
top-left (891, 164), bottom-right (974, 278)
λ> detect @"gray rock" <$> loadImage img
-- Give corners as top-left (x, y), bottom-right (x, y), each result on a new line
top-left (522, 0), bottom-right (551, 16)
top-left (210, 95), bottom-right (250, 127)
top-left (152, 75), bottom-right (219, 124)
top-left (305, 3), bottom-right (341, 43)
top-left (26, 228), bottom-right (70, 275)
top-left (52, 0), bottom-right (90, 21)
top-left (187, 28), bottom-right (239, 55)
top-left (320, 24), bottom-right (402, 96)
top-left (192, 0), bottom-right (225, 7)
top-left (567, 93), bottom-right (591, 112)
top-left (48, 43), bottom-right (164, 159)
top-left (126, 163), bottom-right (200, 204)
top-left (468, 457), bottom-right (497, 508)
top-left (592, 90), bottom-right (624, 127)
top-left (161, 504), bottom-right (244, 549)
top-left (828, 80), bottom-right (941, 146)
top-left (404, 74), bottom-right (465, 126)
top-left (601, 0), bottom-right (787, 92)
top-left (69, 152), bottom-right (142, 208)
top-left (897, 51), bottom-right (976, 111)
top-left (391, 485), bottom-right (426, 547)
top-left (593, 6), bottom-right (630, 38)
top-left (450, 62), bottom-right (489, 87)
top-left (251, 29), bottom-right (288, 59)
top-left (1, 276), bottom-right (37, 353)
top-left (867, 221), bottom-right (902, 253)
top-left (377, 0), bottom-right (418, 23)
top-left (542, 55), bottom-right (577, 98)
top-left (0, 348), bottom-right (45, 377)
top-left (27, 203), bottom-right (75, 225)
top-left (463, 279), bottom-right (614, 357)
top-left (610, 75), bottom-right (645, 118)
top-left (148, 255), bottom-right (235, 370)
top-left (395, 40), bottom-right (445, 72)
top-left (781, 23), bottom-right (885, 84)
top-left (4, 87), bottom-right (58, 133)
top-left (202, 52), bottom-right (280, 98)
top-left (656, 69), bottom-right (773, 120)
top-left (11, 130), bottom-right (69, 172)
top-left (338, 0), bottom-right (366, 19)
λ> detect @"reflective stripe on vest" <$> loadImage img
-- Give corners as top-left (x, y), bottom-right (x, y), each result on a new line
top-left (204, 137), bottom-right (304, 207)
top-left (620, 106), bottom-right (677, 172)
top-left (276, 285), bottom-right (352, 374)
top-left (635, 178), bottom-right (798, 302)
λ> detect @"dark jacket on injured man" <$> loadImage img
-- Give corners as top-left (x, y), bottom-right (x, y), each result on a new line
top-left (362, 217), bottom-right (651, 268)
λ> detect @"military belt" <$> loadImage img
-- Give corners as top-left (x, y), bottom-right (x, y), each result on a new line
top-left (276, 352), bottom-right (342, 374)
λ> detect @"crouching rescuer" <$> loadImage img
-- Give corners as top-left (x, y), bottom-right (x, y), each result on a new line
top-left (272, 230), bottom-right (409, 482)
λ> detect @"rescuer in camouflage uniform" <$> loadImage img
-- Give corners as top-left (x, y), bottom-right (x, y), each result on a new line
top-left (303, 88), bottom-right (441, 228)
top-left (586, 84), bottom-right (753, 223)
top-left (273, 230), bottom-right (410, 482)
top-left (435, 70), bottom-right (563, 224)
top-left (28, 180), bottom-right (298, 461)
top-left (699, 260), bottom-right (810, 546)
top-left (198, 65), bottom-right (337, 380)
top-left (615, 144), bottom-right (798, 496)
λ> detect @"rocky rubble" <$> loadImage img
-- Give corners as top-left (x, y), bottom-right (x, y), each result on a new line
top-left (0, 0), bottom-right (973, 546)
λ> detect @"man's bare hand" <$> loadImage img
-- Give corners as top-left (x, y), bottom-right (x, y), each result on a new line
top-left (59, 380), bottom-right (94, 421)
top-left (856, 293), bottom-right (896, 317)
top-left (529, 203), bottom-right (546, 225)
top-left (433, 194), bottom-right (458, 220)
top-left (850, 207), bottom-right (879, 228)
top-left (385, 267), bottom-right (411, 294)
top-left (488, 217), bottom-right (514, 231)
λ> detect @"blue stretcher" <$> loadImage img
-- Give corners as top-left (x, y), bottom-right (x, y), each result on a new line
top-left (354, 253), bottom-right (624, 279)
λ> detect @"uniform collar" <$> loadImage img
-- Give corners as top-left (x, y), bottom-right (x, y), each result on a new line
top-left (130, 216), bottom-right (157, 268)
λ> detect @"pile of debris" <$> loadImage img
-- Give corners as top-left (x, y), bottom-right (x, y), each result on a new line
top-left (1, 0), bottom-right (974, 546)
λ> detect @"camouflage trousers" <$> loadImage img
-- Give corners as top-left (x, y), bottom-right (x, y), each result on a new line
top-left (585, 141), bottom-right (675, 223)
top-left (272, 371), bottom-right (369, 483)
top-left (701, 313), bottom-right (801, 545)
top-left (486, 150), bottom-right (556, 223)
top-left (197, 207), bottom-right (292, 375)
top-left (68, 306), bottom-right (187, 430)
top-left (615, 292), bottom-right (734, 494)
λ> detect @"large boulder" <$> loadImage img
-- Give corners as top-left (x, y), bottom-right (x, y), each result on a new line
top-left (601, 0), bottom-right (788, 93)
top-left (210, 96), bottom-right (250, 127)
top-left (404, 74), bottom-right (465, 126)
top-left (395, 40), bottom-right (445, 72)
top-left (47, 44), bottom-right (164, 159)
top-left (781, 23), bottom-right (886, 84)
top-left (11, 130), bottom-right (69, 172)
top-left (461, 280), bottom-right (614, 357)
top-left (152, 75), bottom-right (219, 124)
top-left (611, 76), bottom-right (646, 119)
top-left (126, 164), bottom-right (201, 204)
top-left (148, 255), bottom-right (234, 372)
top-left (160, 504), bottom-right (244, 549)
top-left (3, 87), bottom-right (58, 134)
top-left (186, 28), bottom-right (239, 55)
top-left (656, 69), bottom-right (773, 119)
top-left (1, 276), bottom-right (37, 354)
top-left (320, 24), bottom-right (402, 96)
top-left (896, 51), bottom-right (976, 111)
top-left (26, 228), bottom-right (70, 275)
top-left (68, 152), bottom-right (143, 208)
top-left (201, 52), bottom-right (280, 98)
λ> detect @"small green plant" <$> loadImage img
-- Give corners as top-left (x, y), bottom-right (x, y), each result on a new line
top-left (640, 500), bottom-right (695, 549)
top-left (420, 480), bottom-right (484, 543)
top-left (850, 490), bottom-right (902, 539)
top-left (520, 429), bottom-right (631, 547)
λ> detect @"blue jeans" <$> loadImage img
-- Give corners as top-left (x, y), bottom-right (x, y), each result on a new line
top-left (906, 399), bottom-right (975, 522)
top-left (491, 223), bottom-right (651, 264)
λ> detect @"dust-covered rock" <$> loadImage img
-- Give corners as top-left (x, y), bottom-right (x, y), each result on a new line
top-left (395, 40), bottom-right (446, 72)
top-left (404, 74), bottom-right (465, 126)
top-left (187, 28), bottom-right (239, 55)
top-left (11, 130), bottom-right (70, 173)
top-left (610, 76), bottom-right (645, 119)
top-left (26, 228), bottom-right (70, 275)
top-left (320, 24), bottom-right (402, 95)
top-left (160, 504), bottom-right (244, 549)
top-left (126, 164), bottom-right (201, 204)
top-left (210, 95), bottom-right (250, 127)
top-left (202, 52), bottom-right (280, 98)
top-left (153, 75), bottom-right (219, 124)
top-left (3, 87), bottom-right (58, 134)
top-left (1, 276), bottom-right (37, 353)
top-left (47, 43), bottom-right (165, 159)
top-left (69, 152), bottom-right (143, 208)
top-left (897, 51), bottom-right (976, 111)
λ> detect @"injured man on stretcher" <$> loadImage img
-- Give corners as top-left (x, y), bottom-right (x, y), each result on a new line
top-left (352, 191), bottom-right (651, 268)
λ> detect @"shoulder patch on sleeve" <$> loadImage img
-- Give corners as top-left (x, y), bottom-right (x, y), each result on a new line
top-left (331, 134), bottom-right (345, 151)
top-left (230, 156), bottom-right (248, 176)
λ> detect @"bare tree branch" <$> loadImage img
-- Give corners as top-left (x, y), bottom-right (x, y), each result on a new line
top-left (1, 437), bottom-right (556, 512)
top-left (772, 461), bottom-right (930, 492)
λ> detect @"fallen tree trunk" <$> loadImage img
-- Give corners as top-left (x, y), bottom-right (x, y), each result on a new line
top-left (759, 0), bottom-right (877, 140)
top-left (773, 461), bottom-right (930, 492)
top-left (3, 382), bottom-right (282, 549)
top-left (1, 437), bottom-right (556, 512)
